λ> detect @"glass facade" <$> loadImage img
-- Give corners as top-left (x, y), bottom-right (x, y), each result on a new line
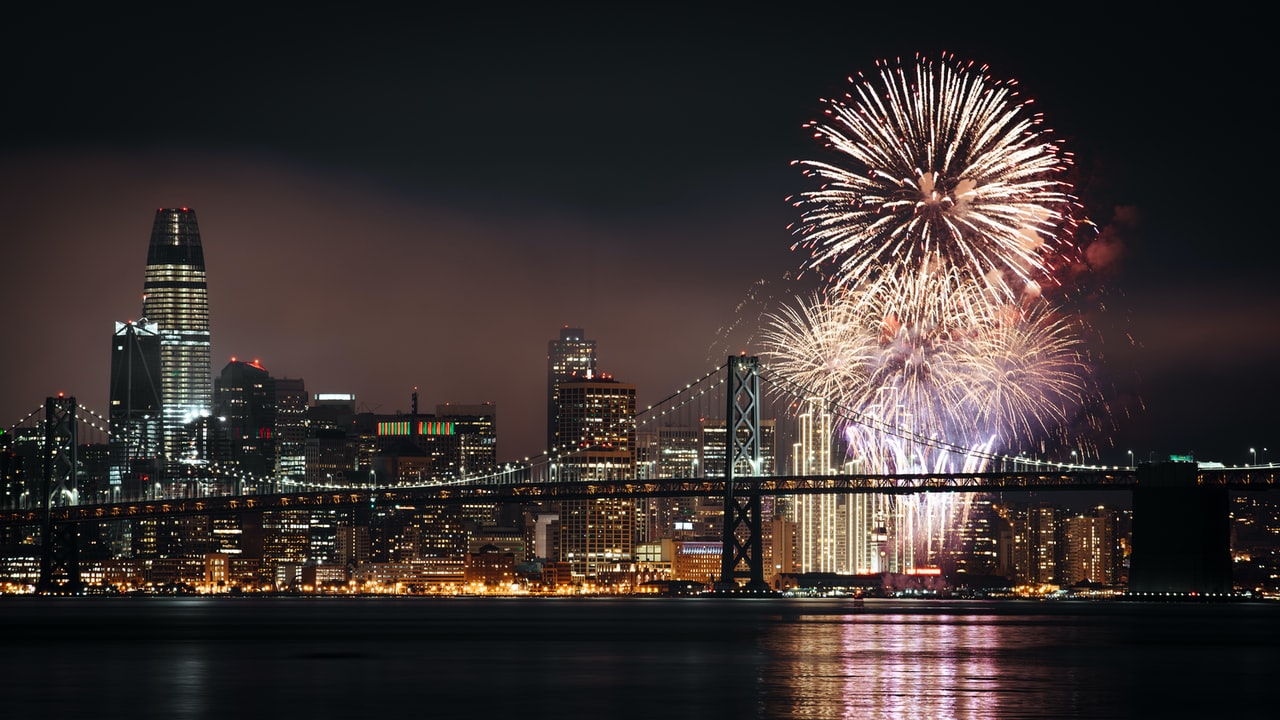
top-left (142, 208), bottom-right (212, 477)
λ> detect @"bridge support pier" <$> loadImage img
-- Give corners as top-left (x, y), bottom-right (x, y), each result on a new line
top-left (1129, 462), bottom-right (1231, 596)
top-left (37, 395), bottom-right (82, 594)
top-left (717, 356), bottom-right (773, 594)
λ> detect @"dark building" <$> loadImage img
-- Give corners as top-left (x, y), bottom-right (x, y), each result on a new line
top-left (306, 394), bottom-right (358, 485)
top-left (142, 208), bottom-right (213, 484)
top-left (108, 320), bottom-right (163, 500)
top-left (214, 360), bottom-right (276, 488)
top-left (436, 402), bottom-right (497, 478)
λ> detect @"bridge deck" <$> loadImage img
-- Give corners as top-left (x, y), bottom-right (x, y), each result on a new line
top-left (3, 468), bottom-right (1275, 527)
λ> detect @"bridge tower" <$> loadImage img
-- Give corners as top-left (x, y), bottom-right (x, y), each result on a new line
top-left (717, 356), bottom-right (772, 593)
top-left (1129, 461), bottom-right (1231, 595)
top-left (37, 395), bottom-right (82, 594)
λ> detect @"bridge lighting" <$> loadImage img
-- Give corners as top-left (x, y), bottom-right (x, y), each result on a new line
top-left (1250, 448), bottom-right (1256, 465)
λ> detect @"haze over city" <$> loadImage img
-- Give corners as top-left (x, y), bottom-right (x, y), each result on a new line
top-left (2, 7), bottom-right (1276, 464)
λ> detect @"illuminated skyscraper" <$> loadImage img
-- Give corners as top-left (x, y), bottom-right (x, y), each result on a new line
top-left (547, 326), bottom-right (596, 452)
top-left (143, 208), bottom-right (213, 475)
top-left (788, 399), bottom-right (902, 575)
top-left (791, 399), bottom-right (836, 572)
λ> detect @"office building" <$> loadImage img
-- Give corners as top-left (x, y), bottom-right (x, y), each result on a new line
top-left (274, 377), bottom-right (308, 484)
top-left (214, 359), bottom-right (276, 485)
top-left (547, 326), bottom-right (596, 452)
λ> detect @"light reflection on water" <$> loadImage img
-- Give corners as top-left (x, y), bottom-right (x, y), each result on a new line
top-left (759, 613), bottom-right (1065, 719)
top-left (2, 597), bottom-right (1277, 719)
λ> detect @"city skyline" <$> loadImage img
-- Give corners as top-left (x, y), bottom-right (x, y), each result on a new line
top-left (2, 8), bottom-right (1276, 465)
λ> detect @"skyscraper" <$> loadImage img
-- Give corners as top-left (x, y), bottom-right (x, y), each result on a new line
top-left (547, 326), bottom-right (596, 452)
top-left (143, 208), bottom-right (213, 476)
top-left (108, 319), bottom-right (163, 501)
top-left (273, 377), bottom-right (308, 484)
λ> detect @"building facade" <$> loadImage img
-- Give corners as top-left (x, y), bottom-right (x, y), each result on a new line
top-left (547, 326), bottom-right (596, 452)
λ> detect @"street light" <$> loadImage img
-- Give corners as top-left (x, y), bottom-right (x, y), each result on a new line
top-left (1127, 450), bottom-right (1134, 470)
top-left (1250, 448), bottom-right (1257, 465)
top-left (1070, 450), bottom-right (1078, 466)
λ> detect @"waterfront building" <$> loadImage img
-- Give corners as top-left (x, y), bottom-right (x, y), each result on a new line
top-left (262, 509), bottom-right (310, 585)
top-left (1010, 503), bottom-right (1060, 587)
top-left (944, 495), bottom-right (1005, 578)
top-left (786, 399), bottom-right (903, 576)
top-left (791, 399), bottom-right (835, 573)
top-left (142, 208), bottom-right (213, 482)
top-left (1062, 508), bottom-right (1117, 586)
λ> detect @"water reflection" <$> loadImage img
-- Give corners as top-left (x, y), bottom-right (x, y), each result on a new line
top-left (3, 597), bottom-right (1278, 719)
top-left (754, 607), bottom-right (1147, 719)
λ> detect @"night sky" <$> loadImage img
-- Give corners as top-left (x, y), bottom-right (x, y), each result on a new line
top-left (2, 8), bottom-right (1275, 466)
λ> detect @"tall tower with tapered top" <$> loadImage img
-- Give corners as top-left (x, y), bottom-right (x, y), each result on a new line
top-left (143, 207), bottom-right (213, 475)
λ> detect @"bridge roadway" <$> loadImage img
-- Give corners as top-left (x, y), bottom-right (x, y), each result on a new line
top-left (3, 466), bottom-right (1276, 527)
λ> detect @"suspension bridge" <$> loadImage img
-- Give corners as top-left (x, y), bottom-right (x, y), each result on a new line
top-left (3, 357), bottom-right (1276, 595)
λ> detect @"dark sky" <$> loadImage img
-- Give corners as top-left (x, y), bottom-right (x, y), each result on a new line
top-left (2, 7), bottom-right (1276, 466)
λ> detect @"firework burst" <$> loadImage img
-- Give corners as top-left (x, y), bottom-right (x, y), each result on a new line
top-left (763, 54), bottom-right (1105, 572)
top-left (764, 262), bottom-right (1093, 466)
top-left (791, 53), bottom-right (1076, 301)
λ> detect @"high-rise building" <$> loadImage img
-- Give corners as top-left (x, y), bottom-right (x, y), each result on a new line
top-left (554, 375), bottom-right (636, 581)
top-left (547, 326), bottom-right (596, 452)
top-left (1011, 503), bottom-right (1059, 587)
top-left (786, 399), bottom-right (902, 575)
top-left (214, 359), bottom-right (276, 490)
top-left (791, 399), bottom-right (837, 573)
top-left (273, 378), bottom-right (308, 483)
top-left (1062, 508), bottom-right (1117, 586)
top-left (142, 208), bottom-right (213, 478)
top-left (108, 320), bottom-right (163, 501)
